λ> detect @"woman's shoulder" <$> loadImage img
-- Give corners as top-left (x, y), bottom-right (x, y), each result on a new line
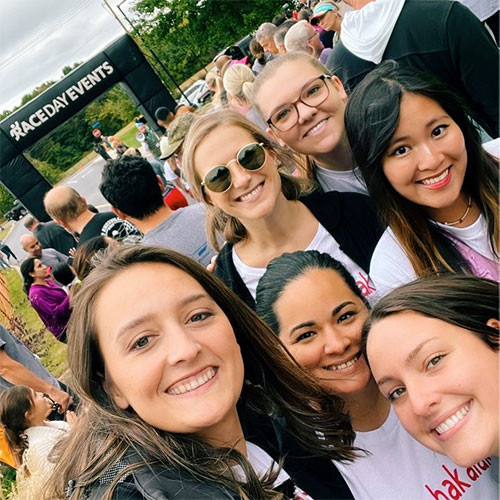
top-left (370, 228), bottom-right (417, 296)
top-left (85, 454), bottom-right (238, 500)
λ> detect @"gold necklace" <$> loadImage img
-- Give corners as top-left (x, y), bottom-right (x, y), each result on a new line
top-left (440, 195), bottom-right (472, 226)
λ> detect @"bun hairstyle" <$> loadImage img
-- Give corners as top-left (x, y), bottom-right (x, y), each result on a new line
top-left (223, 64), bottom-right (255, 104)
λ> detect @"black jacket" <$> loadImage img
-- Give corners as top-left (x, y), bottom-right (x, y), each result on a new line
top-left (83, 412), bottom-right (354, 500)
top-left (327, 0), bottom-right (499, 138)
top-left (214, 190), bottom-right (382, 309)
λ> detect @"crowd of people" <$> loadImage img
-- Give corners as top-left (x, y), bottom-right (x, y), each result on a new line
top-left (0, 0), bottom-right (498, 499)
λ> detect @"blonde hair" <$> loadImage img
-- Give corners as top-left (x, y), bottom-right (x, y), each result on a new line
top-left (44, 186), bottom-right (87, 222)
top-left (182, 109), bottom-right (314, 250)
top-left (223, 64), bottom-right (255, 104)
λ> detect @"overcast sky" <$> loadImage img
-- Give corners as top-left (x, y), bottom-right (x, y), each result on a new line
top-left (0, 0), bottom-right (138, 113)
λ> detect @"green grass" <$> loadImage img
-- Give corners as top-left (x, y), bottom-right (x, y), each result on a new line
top-left (114, 122), bottom-right (142, 149)
top-left (2, 269), bottom-right (67, 377)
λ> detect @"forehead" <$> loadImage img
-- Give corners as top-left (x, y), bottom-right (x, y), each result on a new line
top-left (275, 268), bottom-right (362, 321)
top-left (255, 60), bottom-right (323, 117)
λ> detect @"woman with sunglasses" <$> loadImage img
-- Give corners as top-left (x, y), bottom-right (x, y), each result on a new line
top-left (43, 245), bottom-right (356, 500)
top-left (183, 109), bottom-right (381, 308)
top-left (252, 52), bottom-right (368, 195)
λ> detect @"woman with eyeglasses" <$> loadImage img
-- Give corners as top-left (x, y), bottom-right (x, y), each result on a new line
top-left (182, 109), bottom-right (381, 309)
top-left (252, 52), bottom-right (368, 195)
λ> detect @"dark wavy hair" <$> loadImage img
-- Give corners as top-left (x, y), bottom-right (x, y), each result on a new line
top-left (256, 250), bottom-right (368, 334)
top-left (44, 245), bottom-right (356, 500)
top-left (345, 61), bottom-right (498, 278)
top-left (362, 275), bottom-right (499, 360)
top-left (20, 257), bottom-right (36, 295)
top-left (72, 235), bottom-right (113, 281)
top-left (0, 385), bottom-right (33, 464)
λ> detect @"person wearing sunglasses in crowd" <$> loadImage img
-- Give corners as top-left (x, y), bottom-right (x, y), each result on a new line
top-left (252, 52), bottom-right (368, 195)
top-left (256, 251), bottom-right (498, 499)
top-left (43, 245), bottom-right (357, 500)
top-left (363, 275), bottom-right (499, 471)
top-left (345, 61), bottom-right (498, 297)
top-left (182, 109), bottom-right (381, 309)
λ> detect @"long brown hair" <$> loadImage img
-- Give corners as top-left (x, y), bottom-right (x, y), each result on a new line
top-left (182, 109), bottom-right (315, 251)
top-left (346, 61), bottom-right (499, 277)
top-left (362, 274), bottom-right (499, 356)
top-left (0, 386), bottom-right (33, 464)
top-left (43, 246), bottom-right (355, 500)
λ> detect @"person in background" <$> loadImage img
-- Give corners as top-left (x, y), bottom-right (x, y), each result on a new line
top-left (327, 0), bottom-right (498, 138)
top-left (284, 20), bottom-right (332, 64)
top-left (364, 274), bottom-right (498, 468)
top-left (0, 252), bottom-right (11, 271)
top-left (0, 239), bottom-right (18, 263)
top-left (20, 257), bottom-right (71, 343)
top-left (43, 186), bottom-right (142, 247)
top-left (256, 22), bottom-right (280, 55)
top-left (71, 236), bottom-right (118, 283)
top-left (161, 113), bottom-right (196, 199)
top-left (310, 0), bottom-right (342, 48)
top-left (0, 325), bottom-right (73, 412)
top-left (99, 155), bottom-right (215, 267)
top-left (0, 386), bottom-right (75, 475)
top-left (20, 234), bottom-right (68, 269)
top-left (42, 246), bottom-right (356, 499)
top-left (273, 20), bottom-right (297, 55)
top-left (155, 106), bottom-right (175, 134)
top-left (24, 216), bottom-right (76, 257)
top-left (223, 64), bottom-right (267, 131)
top-left (345, 61), bottom-right (498, 296)
top-left (205, 71), bottom-right (225, 108)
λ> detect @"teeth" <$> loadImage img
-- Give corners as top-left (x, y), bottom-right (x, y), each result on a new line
top-left (306, 119), bottom-right (326, 136)
top-left (167, 367), bottom-right (216, 395)
top-left (420, 168), bottom-right (449, 185)
top-left (239, 184), bottom-right (262, 202)
top-left (434, 402), bottom-right (470, 435)
top-left (323, 353), bottom-right (360, 371)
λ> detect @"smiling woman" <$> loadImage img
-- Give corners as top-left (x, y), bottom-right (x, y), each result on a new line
top-left (345, 61), bottom-right (499, 296)
top-left (41, 245), bottom-right (358, 500)
top-left (363, 274), bottom-right (499, 468)
top-left (257, 252), bottom-right (499, 498)
top-left (182, 109), bottom-right (382, 309)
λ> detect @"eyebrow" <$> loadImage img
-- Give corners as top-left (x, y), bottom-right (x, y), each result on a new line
top-left (376, 337), bottom-right (439, 387)
top-left (388, 115), bottom-right (449, 147)
top-left (267, 75), bottom-right (323, 118)
top-left (288, 301), bottom-right (356, 337)
top-left (115, 292), bottom-right (211, 341)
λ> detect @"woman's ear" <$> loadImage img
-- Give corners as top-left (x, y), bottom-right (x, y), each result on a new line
top-left (486, 318), bottom-right (499, 330)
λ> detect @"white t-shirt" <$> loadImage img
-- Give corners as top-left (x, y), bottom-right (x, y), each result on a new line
top-left (233, 223), bottom-right (376, 302)
top-left (370, 214), bottom-right (498, 297)
top-left (456, 0), bottom-right (499, 21)
top-left (234, 442), bottom-right (313, 500)
top-left (315, 165), bottom-right (369, 196)
top-left (334, 407), bottom-right (498, 500)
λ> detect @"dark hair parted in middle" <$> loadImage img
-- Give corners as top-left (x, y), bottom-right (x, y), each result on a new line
top-left (256, 250), bottom-right (368, 334)
top-left (100, 155), bottom-right (164, 220)
top-left (345, 60), bottom-right (499, 278)
top-left (362, 274), bottom-right (499, 356)
top-left (44, 245), bottom-right (356, 500)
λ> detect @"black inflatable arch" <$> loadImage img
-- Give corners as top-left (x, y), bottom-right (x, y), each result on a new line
top-left (0, 34), bottom-right (176, 221)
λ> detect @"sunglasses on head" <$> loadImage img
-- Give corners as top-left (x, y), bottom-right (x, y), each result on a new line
top-left (201, 142), bottom-right (266, 193)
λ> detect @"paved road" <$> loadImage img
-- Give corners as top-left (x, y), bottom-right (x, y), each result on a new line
top-left (5, 156), bottom-right (110, 260)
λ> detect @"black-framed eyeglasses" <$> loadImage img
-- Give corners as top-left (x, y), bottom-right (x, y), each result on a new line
top-left (267, 74), bottom-right (332, 132)
top-left (201, 142), bottom-right (266, 193)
